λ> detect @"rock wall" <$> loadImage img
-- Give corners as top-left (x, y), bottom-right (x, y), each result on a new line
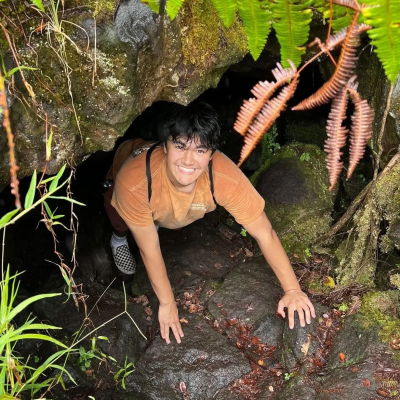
top-left (0, 0), bottom-right (248, 190)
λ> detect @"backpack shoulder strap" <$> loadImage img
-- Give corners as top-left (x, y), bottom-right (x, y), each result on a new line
top-left (146, 142), bottom-right (161, 202)
top-left (209, 159), bottom-right (216, 205)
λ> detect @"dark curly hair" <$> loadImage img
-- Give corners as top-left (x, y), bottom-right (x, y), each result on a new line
top-left (159, 102), bottom-right (220, 152)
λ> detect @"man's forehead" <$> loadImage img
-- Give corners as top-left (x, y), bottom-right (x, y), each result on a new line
top-left (173, 136), bottom-right (208, 148)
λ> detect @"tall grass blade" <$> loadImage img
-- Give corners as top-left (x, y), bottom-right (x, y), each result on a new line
top-left (24, 171), bottom-right (37, 210)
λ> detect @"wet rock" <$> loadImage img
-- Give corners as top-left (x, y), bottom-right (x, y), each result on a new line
top-left (252, 143), bottom-right (336, 261)
top-left (388, 220), bottom-right (400, 250)
top-left (277, 303), bottom-right (328, 370)
top-left (135, 218), bottom-right (244, 295)
top-left (206, 257), bottom-right (282, 325)
top-left (277, 376), bottom-right (318, 400)
top-left (327, 314), bottom-right (382, 370)
top-left (33, 283), bottom-right (149, 365)
top-left (316, 361), bottom-right (378, 400)
top-left (125, 311), bottom-right (252, 400)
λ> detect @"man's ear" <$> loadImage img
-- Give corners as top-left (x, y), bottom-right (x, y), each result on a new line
top-left (163, 143), bottom-right (167, 154)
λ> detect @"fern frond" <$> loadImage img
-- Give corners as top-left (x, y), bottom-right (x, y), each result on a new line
top-left (237, 0), bottom-right (272, 60)
top-left (346, 77), bottom-right (374, 179)
top-left (325, 87), bottom-right (349, 191)
top-left (166, 0), bottom-right (185, 20)
top-left (234, 61), bottom-right (297, 135)
top-left (331, 0), bottom-right (362, 11)
top-left (292, 15), bottom-right (361, 111)
top-left (361, 0), bottom-right (400, 83)
top-left (141, 0), bottom-right (160, 13)
top-left (271, 0), bottom-right (313, 68)
top-left (210, 0), bottom-right (237, 28)
top-left (238, 76), bottom-right (299, 167)
top-left (30, 0), bottom-right (45, 12)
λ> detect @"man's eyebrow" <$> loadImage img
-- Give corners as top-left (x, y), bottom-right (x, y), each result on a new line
top-left (195, 143), bottom-right (209, 149)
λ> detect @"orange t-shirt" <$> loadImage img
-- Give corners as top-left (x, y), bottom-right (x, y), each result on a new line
top-left (111, 140), bottom-right (265, 229)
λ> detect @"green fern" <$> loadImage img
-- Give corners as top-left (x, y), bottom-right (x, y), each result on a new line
top-left (237, 0), bottom-right (272, 60)
top-left (210, 0), bottom-right (237, 27)
top-left (166, 0), bottom-right (185, 20)
top-left (30, 0), bottom-right (45, 12)
top-left (271, 0), bottom-right (313, 68)
top-left (361, 0), bottom-right (400, 83)
top-left (142, 0), bottom-right (159, 13)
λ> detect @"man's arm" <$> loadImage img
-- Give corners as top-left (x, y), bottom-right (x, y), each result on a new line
top-left (127, 222), bottom-right (183, 344)
top-left (243, 211), bottom-right (316, 329)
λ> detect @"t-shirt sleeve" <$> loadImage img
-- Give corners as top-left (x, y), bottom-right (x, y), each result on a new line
top-left (111, 176), bottom-right (153, 227)
top-left (214, 154), bottom-right (265, 226)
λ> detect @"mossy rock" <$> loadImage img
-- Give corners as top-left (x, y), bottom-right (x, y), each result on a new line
top-left (251, 143), bottom-right (336, 261)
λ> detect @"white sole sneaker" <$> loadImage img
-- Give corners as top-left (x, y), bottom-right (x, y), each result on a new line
top-left (110, 240), bottom-right (136, 275)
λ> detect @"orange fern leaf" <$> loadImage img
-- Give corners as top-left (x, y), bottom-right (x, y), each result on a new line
top-left (234, 61), bottom-right (297, 136)
top-left (331, 0), bottom-right (362, 12)
top-left (325, 87), bottom-right (349, 191)
top-left (346, 78), bottom-right (374, 179)
top-left (238, 76), bottom-right (299, 167)
top-left (292, 15), bottom-right (361, 111)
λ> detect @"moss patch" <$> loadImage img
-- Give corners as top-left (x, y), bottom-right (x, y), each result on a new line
top-left (179, 0), bottom-right (247, 69)
top-left (251, 143), bottom-right (336, 261)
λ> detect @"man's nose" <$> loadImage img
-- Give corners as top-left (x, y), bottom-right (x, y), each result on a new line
top-left (182, 149), bottom-right (195, 165)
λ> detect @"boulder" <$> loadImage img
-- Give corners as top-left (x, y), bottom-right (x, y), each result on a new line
top-left (0, 0), bottom-right (248, 189)
top-left (251, 143), bottom-right (336, 260)
top-left (124, 311), bottom-right (252, 400)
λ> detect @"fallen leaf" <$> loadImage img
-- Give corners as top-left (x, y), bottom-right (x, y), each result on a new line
top-left (269, 386), bottom-right (274, 392)
top-left (144, 307), bottom-right (153, 316)
top-left (216, 303), bottom-right (224, 308)
top-left (179, 318), bottom-right (189, 324)
top-left (214, 263), bottom-right (222, 269)
top-left (244, 248), bottom-right (254, 257)
top-left (323, 276), bottom-right (335, 288)
top-left (351, 366), bottom-right (358, 372)
top-left (377, 389), bottom-right (391, 398)
top-left (257, 359), bottom-right (264, 366)
top-left (251, 336), bottom-right (261, 345)
top-left (362, 378), bottom-right (370, 387)
top-left (179, 382), bottom-right (187, 393)
top-left (301, 335), bottom-right (312, 356)
top-left (339, 353), bottom-right (346, 362)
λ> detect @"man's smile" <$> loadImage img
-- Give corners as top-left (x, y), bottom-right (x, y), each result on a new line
top-left (177, 165), bottom-right (196, 174)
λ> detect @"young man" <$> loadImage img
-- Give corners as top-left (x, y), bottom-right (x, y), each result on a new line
top-left (104, 102), bottom-right (316, 344)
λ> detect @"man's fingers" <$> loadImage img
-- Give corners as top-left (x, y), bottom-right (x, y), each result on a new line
top-left (288, 304), bottom-right (295, 329)
top-left (277, 301), bottom-right (286, 318)
top-left (297, 306), bottom-right (306, 327)
top-left (171, 323), bottom-right (182, 344)
top-left (303, 302), bottom-right (312, 324)
top-left (163, 323), bottom-right (171, 344)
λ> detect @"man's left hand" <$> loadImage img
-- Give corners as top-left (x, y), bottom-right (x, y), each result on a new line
top-left (277, 290), bottom-right (316, 329)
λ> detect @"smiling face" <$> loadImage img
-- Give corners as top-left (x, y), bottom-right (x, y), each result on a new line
top-left (164, 136), bottom-right (213, 193)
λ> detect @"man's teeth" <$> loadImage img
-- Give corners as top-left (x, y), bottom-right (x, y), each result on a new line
top-left (179, 166), bottom-right (195, 172)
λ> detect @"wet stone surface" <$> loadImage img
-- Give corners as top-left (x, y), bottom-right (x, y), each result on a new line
top-left (125, 311), bottom-right (252, 400)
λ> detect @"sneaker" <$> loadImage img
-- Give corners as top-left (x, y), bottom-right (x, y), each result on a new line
top-left (110, 239), bottom-right (136, 275)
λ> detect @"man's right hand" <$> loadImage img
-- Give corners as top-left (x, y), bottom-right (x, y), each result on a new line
top-left (158, 300), bottom-right (184, 344)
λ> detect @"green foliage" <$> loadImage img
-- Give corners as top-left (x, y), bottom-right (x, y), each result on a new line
top-left (29, 0), bottom-right (45, 11)
top-left (166, 0), bottom-right (185, 19)
top-left (240, 227), bottom-right (247, 237)
top-left (114, 356), bottom-right (135, 390)
top-left (300, 152), bottom-right (310, 162)
top-left (142, 0), bottom-right (159, 13)
top-left (361, 0), bottom-right (400, 84)
top-left (271, 0), bottom-right (312, 68)
top-left (260, 124), bottom-right (280, 165)
top-left (237, 0), bottom-right (272, 60)
top-left (0, 266), bottom-right (75, 398)
top-left (209, 0), bottom-right (236, 27)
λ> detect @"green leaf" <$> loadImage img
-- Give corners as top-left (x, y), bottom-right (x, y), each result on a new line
top-left (361, 0), bottom-right (400, 83)
top-left (8, 334), bottom-right (67, 348)
top-left (166, 0), bottom-right (185, 20)
top-left (43, 201), bottom-right (53, 218)
top-left (141, 0), bottom-right (159, 13)
top-left (210, 0), bottom-right (237, 28)
top-left (48, 196), bottom-right (86, 206)
top-left (30, 0), bottom-right (45, 12)
top-left (8, 293), bottom-right (61, 321)
top-left (0, 209), bottom-right (19, 229)
top-left (46, 128), bottom-right (53, 161)
top-left (49, 164), bottom-right (66, 192)
top-left (271, 0), bottom-right (313, 68)
top-left (238, 0), bottom-right (272, 60)
top-left (40, 176), bottom-right (56, 184)
top-left (24, 170), bottom-right (37, 210)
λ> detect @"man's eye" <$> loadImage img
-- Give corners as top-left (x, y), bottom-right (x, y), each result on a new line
top-left (197, 149), bottom-right (206, 154)
top-left (176, 145), bottom-right (185, 150)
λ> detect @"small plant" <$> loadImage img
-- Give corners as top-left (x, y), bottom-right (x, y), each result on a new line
top-left (114, 356), bottom-right (135, 390)
top-left (240, 228), bottom-right (247, 237)
top-left (284, 372), bottom-right (294, 381)
top-left (77, 336), bottom-right (110, 373)
top-left (304, 248), bottom-right (312, 259)
top-left (300, 152), bottom-right (310, 162)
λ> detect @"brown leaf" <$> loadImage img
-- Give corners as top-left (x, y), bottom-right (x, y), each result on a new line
top-left (377, 389), bottom-right (391, 398)
top-left (214, 263), bottom-right (222, 269)
top-left (339, 353), bottom-right (346, 362)
top-left (179, 318), bottom-right (189, 324)
top-left (362, 378), bottom-right (370, 387)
